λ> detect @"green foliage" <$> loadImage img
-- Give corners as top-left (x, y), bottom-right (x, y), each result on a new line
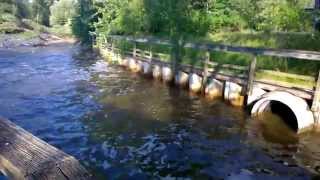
top-left (0, 1), bottom-right (16, 17)
top-left (49, 24), bottom-right (73, 37)
top-left (94, 0), bottom-right (212, 39)
top-left (72, 0), bottom-right (97, 44)
top-left (0, 13), bottom-right (16, 24)
top-left (92, 0), bottom-right (318, 76)
top-left (32, 0), bottom-right (54, 26)
top-left (256, 0), bottom-right (310, 32)
top-left (21, 19), bottom-right (49, 32)
top-left (50, 0), bottom-right (76, 26)
top-left (0, 0), bottom-right (31, 23)
top-left (233, 0), bottom-right (261, 30)
top-left (15, 0), bottom-right (31, 19)
top-left (205, 0), bottom-right (242, 32)
top-left (93, 0), bottom-right (127, 35)
top-left (94, 0), bottom-right (314, 39)
top-left (234, 0), bottom-right (312, 32)
top-left (0, 21), bottom-right (23, 33)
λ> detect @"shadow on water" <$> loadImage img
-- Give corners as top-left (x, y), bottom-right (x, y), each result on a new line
top-left (268, 101), bottom-right (298, 132)
top-left (248, 112), bottom-right (320, 177)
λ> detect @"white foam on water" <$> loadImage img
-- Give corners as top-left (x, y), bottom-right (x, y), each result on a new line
top-left (136, 134), bottom-right (159, 156)
top-left (90, 60), bottom-right (109, 73)
top-left (102, 160), bottom-right (111, 170)
top-left (102, 141), bottom-right (118, 159)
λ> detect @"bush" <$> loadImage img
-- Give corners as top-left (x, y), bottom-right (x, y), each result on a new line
top-left (0, 13), bottom-right (17, 24)
top-left (0, 22), bottom-right (24, 33)
top-left (21, 19), bottom-right (49, 33)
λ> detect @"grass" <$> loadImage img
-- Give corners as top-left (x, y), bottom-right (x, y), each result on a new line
top-left (255, 71), bottom-right (315, 90)
top-left (210, 31), bottom-right (320, 51)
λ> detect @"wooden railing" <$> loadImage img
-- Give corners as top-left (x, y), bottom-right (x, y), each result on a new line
top-left (109, 35), bottom-right (320, 61)
top-left (96, 34), bottom-right (320, 120)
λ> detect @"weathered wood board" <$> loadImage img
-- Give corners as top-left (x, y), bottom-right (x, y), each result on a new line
top-left (0, 118), bottom-right (91, 180)
top-left (110, 35), bottom-right (320, 61)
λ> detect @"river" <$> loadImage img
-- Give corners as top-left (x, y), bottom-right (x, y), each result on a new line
top-left (0, 43), bottom-right (319, 179)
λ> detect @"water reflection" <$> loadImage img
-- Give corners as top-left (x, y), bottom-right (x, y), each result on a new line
top-left (248, 112), bottom-right (320, 177)
top-left (0, 44), bottom-right (319, 179)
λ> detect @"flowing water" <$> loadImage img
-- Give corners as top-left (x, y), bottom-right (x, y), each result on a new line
top-left (0, 43), bottom-right (320, 179)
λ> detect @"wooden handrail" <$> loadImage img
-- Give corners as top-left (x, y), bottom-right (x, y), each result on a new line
top-left (109, 35), bottom-right (320, 61)
top-left (103, 34), bottom-right (320, 103)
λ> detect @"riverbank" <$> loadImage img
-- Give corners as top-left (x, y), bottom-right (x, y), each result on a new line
top-left (0, 32), bottom-right (76, 49)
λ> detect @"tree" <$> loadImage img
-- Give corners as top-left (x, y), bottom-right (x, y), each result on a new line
top-left (15, 0), bottom-right (31, 19)
top-left (32, 0), bottom-right (54, 26)
top-left (234, 0), bottom-right (312, 32)
top-left (93, 0), bottom-right (129, 35)
top-left (0, 0), bottom-right (31, 23)
top-left (233, 0), bottom-right (262, 30)
top-left (72, 0), bottom-right (97, 44)
top-left (256, 0), bottom-right (310, 32)
top-left (50, 0), bottom-right (77, 26)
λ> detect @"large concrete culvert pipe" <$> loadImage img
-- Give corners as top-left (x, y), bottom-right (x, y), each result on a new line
top-left (251, 91), bottom-right (315, 132)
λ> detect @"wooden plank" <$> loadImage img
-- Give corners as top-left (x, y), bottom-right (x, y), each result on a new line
top-left (109, 35), bottom-right (320, 61)
top-left (246, 55), bottom-right (257, 95)
top-left (111, 35), bottom-right (172, 46)
top-left (207, 61), bottom-right (248, 71)
top-left (255, 77), bottom-right (314, 90)
top-left (210, 72), bottom-right (246, 85)
top-left (257, 70), bottom-right (316, 82)
top-left (149, 47), bottom-right (153, 61)
top-left (184, 43), bottom-right (320, 61)
top-left (154, 52), bottom-right (168, 57)
top-left (132, 55), bottom-right (154, 63)
top-left (312, 71), bottom-right (320, 123)
top-left (0, 118), bottom-right (90, 180)
top-left (133, 42), bottom-right (137, 57)
top-left (202, 51), bottom-right (210, 93)
top-left (254, 80), bottom-right (313, 100)
top-left (111, 41), bottom-right (114, 53)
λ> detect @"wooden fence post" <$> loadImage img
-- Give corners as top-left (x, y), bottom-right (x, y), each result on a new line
top-left (104, 35), bottom-right (107, 48)
top-left (110, 39), bottom-right (115, 60)
top-left (133, 42), bottom-right (137, 58)
top-left (171, 40), bottom-right (181, 73)
top-left (246, 55), bottom-right (257, 97)
top-left (149, 46), bottom-right (153, 62)
top-left (202, 50), bottom-right (210, 93)
top-left (111, 40), bottom-right (114, 52)
top-left (312, 71), bottom-right (320, 124)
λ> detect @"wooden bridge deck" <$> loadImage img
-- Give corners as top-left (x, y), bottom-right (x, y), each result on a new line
top-left (0, 117), bottom-right (91, 180)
